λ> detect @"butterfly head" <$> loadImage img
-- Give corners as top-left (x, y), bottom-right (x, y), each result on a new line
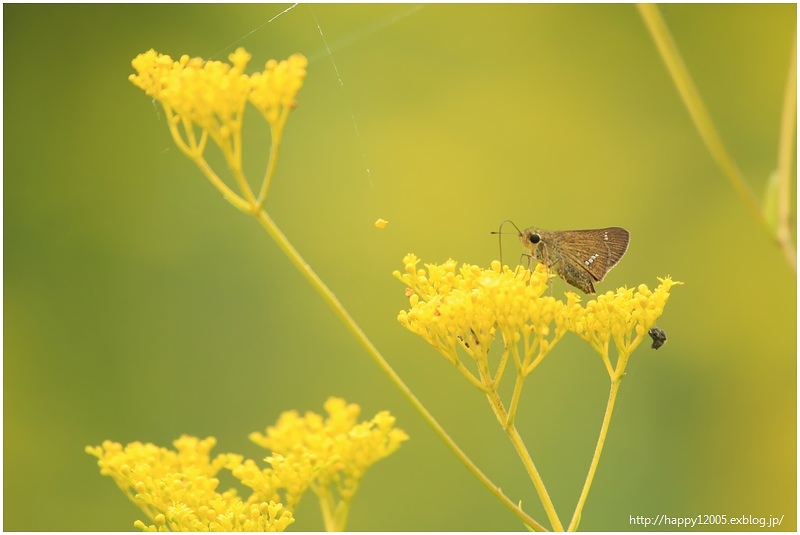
top-left (519, 227), bottom-right (547, 261)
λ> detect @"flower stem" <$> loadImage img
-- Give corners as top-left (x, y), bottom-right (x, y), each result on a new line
top-left (161, 107), bottom-right (252, 214)
top-left (257, 113), bottom-right (288, 210)
top-left (254, 209), bottom-right (547, 532)
top-left (568, 355), bottom-right (627, 531)
top-left (507, 423), bottom-right (564, 531)
top-left (334, 499), bottom-right (351, 532)
top-left (192, 156), bottom-right (251, 214)
top-left (484, 389), bottom-right (564, 531)
top-left (637, 4), bottom-right (763, 223)
top-left (505, 371), bottom-right (525, 428)
top-left (492, 343), bottom-right (511, 387)
top-left (230, 161), bottom-right (257, 207)
top-left (452, 356), bottom-right (489, 392)
top-left (318, 487), bottom-right (336, 532)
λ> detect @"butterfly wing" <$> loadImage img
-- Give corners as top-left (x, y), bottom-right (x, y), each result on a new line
top-left (553, 227), bottom-right (630, 282)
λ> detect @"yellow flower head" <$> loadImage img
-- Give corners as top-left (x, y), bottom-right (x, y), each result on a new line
top-left (249, 54), bottom-right (308, 130)
top-left (250, 397), bottom-right (409, 502)
top-left (567, 277), bottom-right (682, 359)
top-left (395, 255), bottom-right (682, 383)
top-left (129, 48), bottom-right (306, 164)
top-left (129, 48), bottom-right (255, 151)
top-left (228, 451), bottom-right (317, 513)
top-left (394, 255), bottom-right (570, 375)
top-left (86, 436), bottom-right (294, 532)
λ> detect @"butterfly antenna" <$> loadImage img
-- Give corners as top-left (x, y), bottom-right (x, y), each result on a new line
top-left (491, 219), bottom-right (523, 267)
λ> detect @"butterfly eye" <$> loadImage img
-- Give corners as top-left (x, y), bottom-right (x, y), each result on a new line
top-left (529, 233), bottom-right (541, 244)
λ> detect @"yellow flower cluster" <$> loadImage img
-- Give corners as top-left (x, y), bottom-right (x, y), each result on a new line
top-left (394, 255), bottom-right (573, 377)
top-left (567, 279), bottom-right (679, 360)
top-left (395, 254), bottom-right (680, 381)
top-left (85, 436), bottom-right (293, 532)
top-left (128, 48), bottom-right (307, 159)
top-left (87, 399), bottom-right (407, 532)
top-left (249, 54), bottom-right (309, 128)
top-left (250, 397), bottom-right (410, 503)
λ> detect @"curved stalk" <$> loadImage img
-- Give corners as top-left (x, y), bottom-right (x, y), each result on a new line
top-left (568, 353), bottom-right (628, 531)
top-left (483, 388), bottom-right (564, 531)
top-left (637, 4), bottom-right (762, 222)
top-left (254, 209), bottom-right (547, 532)
top-left (637, 3), bottom-right (795, 272)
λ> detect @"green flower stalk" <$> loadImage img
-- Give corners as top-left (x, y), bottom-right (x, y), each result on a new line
top-left (564, 277), bottom-right (680, 530)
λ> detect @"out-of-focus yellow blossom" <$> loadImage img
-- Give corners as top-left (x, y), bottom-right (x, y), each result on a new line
top-left (230, 449), bottom-right (320, 513)
top-left (394, 254), bottom-right (572, 383)
top-left (129, 48), bottom-right (255, 160)
top-left (85, 436), bottom-right (294, 532)
top-left (566, 277), bottom-right (682, 364)
top-left (249, 54), bottom-right (308, 131)
top-left (251, 397), bottom-right (409, 501)
top-left (128, 48), bottom-right (306, 210)
top-left (129, 47), bottom-right (306, 155)
top-left (88, 399), bottom-right (407, 531)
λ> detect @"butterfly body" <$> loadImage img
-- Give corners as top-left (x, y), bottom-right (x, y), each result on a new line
top-left (519, 227), bottom-right (630, 294)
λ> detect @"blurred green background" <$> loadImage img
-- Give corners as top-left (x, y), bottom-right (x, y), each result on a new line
top-left (4, 3), bottom-right (796, 531)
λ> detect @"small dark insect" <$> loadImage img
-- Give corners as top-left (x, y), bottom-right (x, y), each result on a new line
top-left (648, 327), bottom-right (667, 350)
